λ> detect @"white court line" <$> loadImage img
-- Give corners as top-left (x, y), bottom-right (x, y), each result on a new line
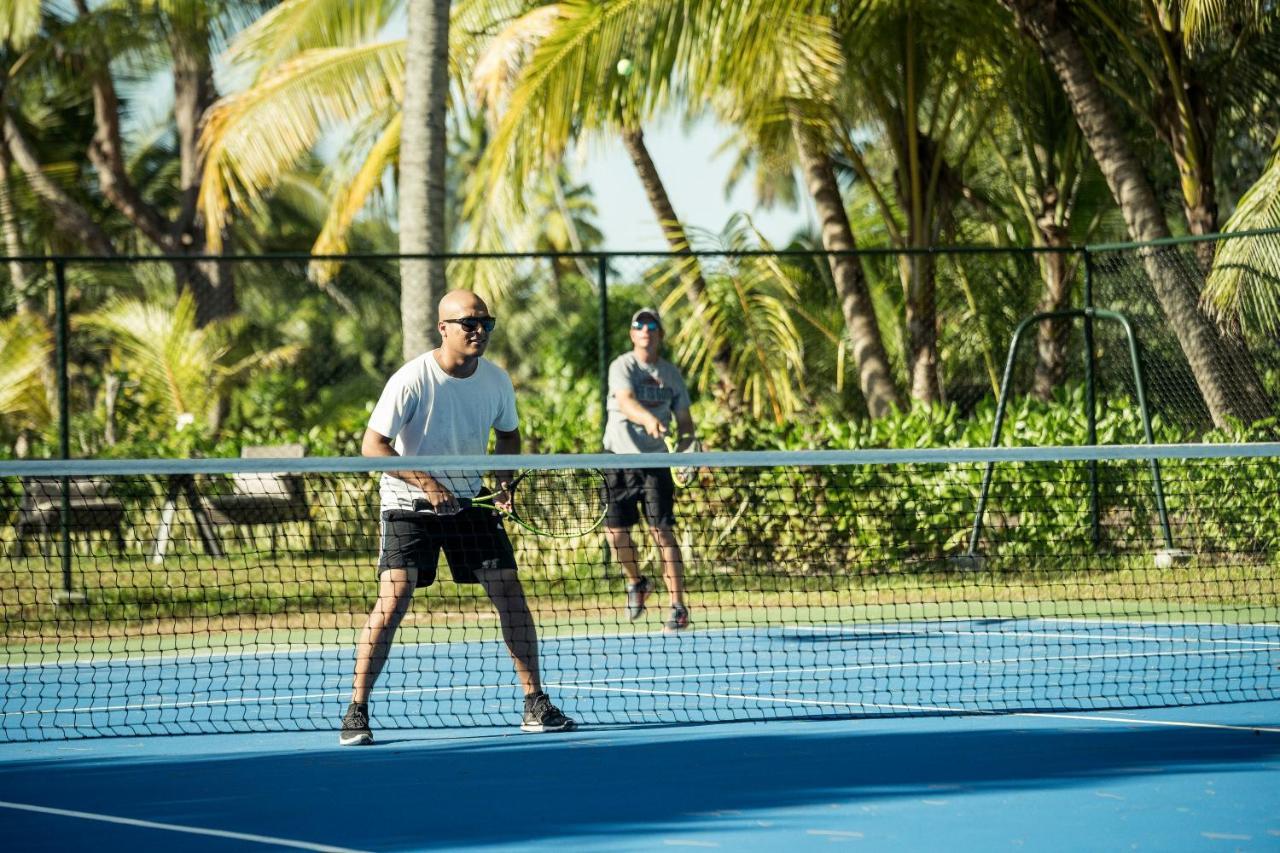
top-left (556, 684), bottom-right (1280, 734)
top-left (7, 616), bottom-right (1277, 670)
top-left (785, 625), bottom-right (1280, 648)
top-left (0, 800), bottom-right (367, 852)
top-left (1018, 712), bottom-right (1280, 733)
top-left (0, 622), bottom-right (805, 670)
top-left (1041, 617), bottom-right (1280, 630)
top-left (0, 681), bottom-right (507, 719)
top-left (554, 644), bottom-right (1280, 686)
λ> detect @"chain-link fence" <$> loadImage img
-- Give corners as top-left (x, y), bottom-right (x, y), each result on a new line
top-left (1, 229), bottom-right (1277, 461)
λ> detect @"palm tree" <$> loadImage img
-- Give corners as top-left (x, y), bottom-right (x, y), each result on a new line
top-left (468, 0), bottom-right (794, 409)
top-left (198, 0), bottom-right (555, 350)
top-left (398, 0), bottom-right (452, 359)
top-left (1, 0), bottom-right (252, 325)
top-left (788, 110), bottom-right (903, 418)
top-left (821, 0), bottom-right (1007, 405)
top-left (998, 0), bottom-right (1271, 428)
top-left (80, 292), bottom-right (300, 439)
top-left (470, 1), bottom-right (907, 416)
top-left (977, 34), bottom-right (1114, 400)
top-left (1071, 0), bottom-right (1280, 260)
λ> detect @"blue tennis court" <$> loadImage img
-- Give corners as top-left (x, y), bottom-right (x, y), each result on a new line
top-left (3, 618), bottom-right (1279, 850)
top-left (5, 618), bottom-right (1280, 736)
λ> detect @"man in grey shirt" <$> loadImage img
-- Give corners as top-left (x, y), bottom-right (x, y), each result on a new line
top-left (602, 307), bottom-right (696, 632)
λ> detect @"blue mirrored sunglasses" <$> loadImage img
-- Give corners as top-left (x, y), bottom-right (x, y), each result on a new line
top-left (443, 317), bottom-right (497, 333)
top-left (631, 320), bottom-right (661, 331)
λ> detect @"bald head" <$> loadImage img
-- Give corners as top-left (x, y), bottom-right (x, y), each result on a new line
top-left (438, 289), bottom-right (488, 321)
top-left (434, 289), bottom-right (495, 369)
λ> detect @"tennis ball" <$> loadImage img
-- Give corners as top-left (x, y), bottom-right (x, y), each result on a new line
top-left (616, 58), bottom-right (634, 77)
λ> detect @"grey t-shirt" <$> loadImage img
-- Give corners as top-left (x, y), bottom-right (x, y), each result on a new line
top-left (603, 352), bottom-right (691, 454)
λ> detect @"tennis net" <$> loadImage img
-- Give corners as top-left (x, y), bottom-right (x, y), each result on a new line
top-left (2, 444), bottom-right (1278, 741)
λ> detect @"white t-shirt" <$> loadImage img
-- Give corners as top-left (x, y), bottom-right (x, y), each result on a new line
top-left (368, 351), bottom-right (518, 510)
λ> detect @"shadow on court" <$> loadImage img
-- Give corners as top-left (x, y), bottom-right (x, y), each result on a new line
top-left (3, 718), bottom-right (1279, 851)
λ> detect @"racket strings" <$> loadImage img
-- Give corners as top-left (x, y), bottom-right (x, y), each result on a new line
top-left (513, 469), bottom-right (605, 537)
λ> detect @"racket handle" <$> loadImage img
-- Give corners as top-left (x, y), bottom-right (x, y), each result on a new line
top-left (411, 497), bottom-right (475, 513)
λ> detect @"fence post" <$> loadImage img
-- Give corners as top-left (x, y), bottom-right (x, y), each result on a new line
top-left (53, 258), bottom-right (82, 604)
top-left (597, 255), bottom-right (609, 435)
top-left (1082, 249), bottom-right (1100, 549)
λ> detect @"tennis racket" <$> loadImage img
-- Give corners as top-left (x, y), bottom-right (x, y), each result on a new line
top-left (668, 434), bottom-right (703, 488)
top-left (414, 468), bottom-right (606, 538)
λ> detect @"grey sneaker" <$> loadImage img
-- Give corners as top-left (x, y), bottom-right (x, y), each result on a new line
top-left (339, 702), bottom-right (373, 746)
top-left (626, 576), bottom-right (651, 621)
top-left (663, 604), bottom-right (690, 634)
top-left (521, 692), bottom-right (576, 733)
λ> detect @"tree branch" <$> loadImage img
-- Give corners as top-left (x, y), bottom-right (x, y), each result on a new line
top-left (84, 67), bottom-right (174, 250)
top-left (2, 114), bottom-right (115, 255)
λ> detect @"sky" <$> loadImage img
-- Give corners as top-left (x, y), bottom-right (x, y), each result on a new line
top-left (575, 115), bottom-right (813, 252)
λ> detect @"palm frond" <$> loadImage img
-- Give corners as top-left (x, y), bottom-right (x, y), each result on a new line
top-left (474, 0), bottom-right (834, 201)
top-left (226, 0), bottom-right (401, 80)
top-left (0, 0), bottom-right (43, 49)
top-left (1204, 138), bottom-right (1280, 334)
top-left (469, 4), bottom-right (563, 125)
top-left (656, 215), bottom-right (808, 423)
top-left (310, 109), bottom-right (402, 282)
top-left (78, 293), bottom-right (227, 425)
top-left (1181, 0), bottom-right (1272, 50)
top-left (0, 312), bottom-right (52, 425)
top-left (199, 40), bottom-right (406, 249)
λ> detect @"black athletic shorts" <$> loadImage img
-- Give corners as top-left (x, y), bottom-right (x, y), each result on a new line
top-left (603, 467), bottom-right (676, 529)
top-left (378, 502), bottom-right (517, 587)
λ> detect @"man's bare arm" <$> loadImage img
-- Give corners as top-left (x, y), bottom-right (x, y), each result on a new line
top-left (615, 389), bottom-right (666, 438)
top-left (492, 427), bottom-right (520, 509)
top-left (362, 427), bottom-right (458, 513)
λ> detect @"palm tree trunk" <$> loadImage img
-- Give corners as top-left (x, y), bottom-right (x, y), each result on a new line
top-left (0, 140), bottom-right (34, 312)
top-left (1159, 90), bottom-right (1266, 408)
top-left (1032, 217), bottom-right (1071, 400)
top-left (398, 0), bottom-right (451, 361)
top-left (792, 123), bottom-right (903, 417)
top-left (902, 252), bottom-right (941, 404)
top-left (1002, 0), bottom-right (1270, 428)
top-left (620, 126), bottom-right (742, 409)
top-left (171, 34), bottom-right (235, 327)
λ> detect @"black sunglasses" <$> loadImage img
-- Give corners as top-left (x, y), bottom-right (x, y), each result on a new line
top-left (442, 316), bottom-right (497, 333)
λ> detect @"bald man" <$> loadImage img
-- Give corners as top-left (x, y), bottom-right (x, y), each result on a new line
top-left (339, 290), bottom-right (575, 744)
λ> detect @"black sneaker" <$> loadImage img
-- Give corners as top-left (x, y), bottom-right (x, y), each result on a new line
top-left (339, 702), bottom-right (373, 746)
top-left (626, 576), bottom-right (651, 621)
top-left (521, 692), bottom-right (577, 733)
top-left (664, 604), bottom-right (690, 634)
